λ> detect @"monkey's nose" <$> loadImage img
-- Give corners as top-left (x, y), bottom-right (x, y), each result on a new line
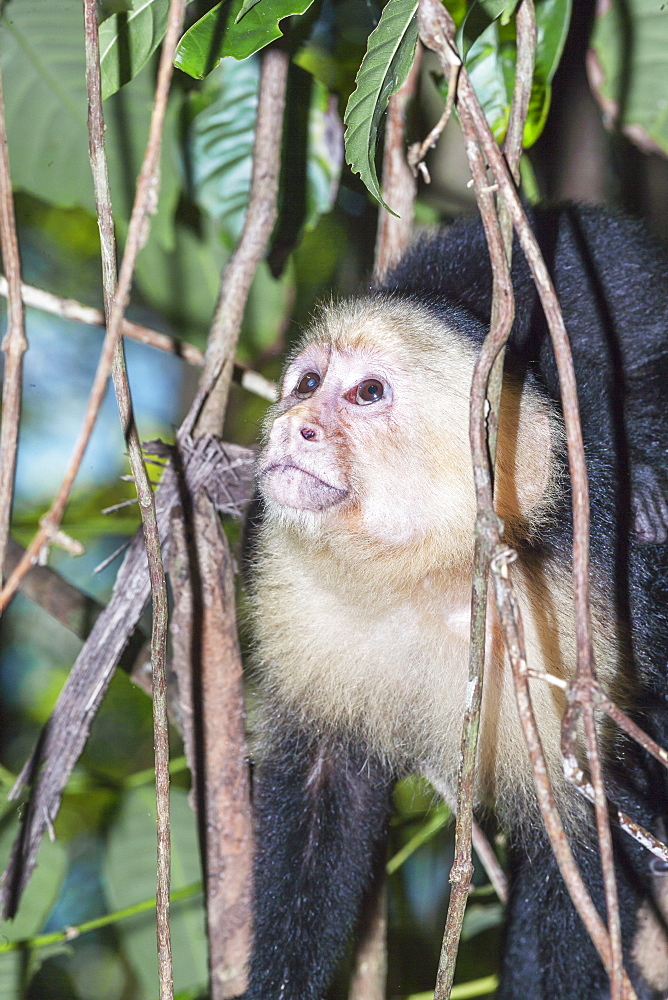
top-left (300, 425), bottom-right (320, 441)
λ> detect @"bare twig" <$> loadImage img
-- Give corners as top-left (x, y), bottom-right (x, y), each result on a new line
top-left (418, 0), bottom-right (633, 995)
top-left (0, 278), bottom-right (276, 401)
top-left (3, 537), bottom-right (102, 639)
top-left (194, 48), bottom-right (289, 437)
top-left (0, 69), bottom-right (27, 588)
top-left (432, 95), bottom-right (514, 999)
top-left (169, 47), bottom-right (288, 999)
top-left (82, 0), bottom-right (183, 995)
top-left (348, 878), bottom-right (388, 1000)
top-left (407, 51), bottom-right (459, 184)
top-left (374, 44), bottom-right (422, 279)
top-left (471, 821), bottom-right (507, 904)
top-left (421, 4), bottom-right (527, 994)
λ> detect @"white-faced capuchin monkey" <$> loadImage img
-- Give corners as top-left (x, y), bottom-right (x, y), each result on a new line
top-left (243, 205), bottom-right (668, 1000)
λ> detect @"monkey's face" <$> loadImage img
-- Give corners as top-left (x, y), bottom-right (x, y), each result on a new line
top-left (256, 299), bottom-right (480, 549)
top-left (256, 298), bottom-right (558, 553)
top-left (257, 338), bottom-right (396, 514)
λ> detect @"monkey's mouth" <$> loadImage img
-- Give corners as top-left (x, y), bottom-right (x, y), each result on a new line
top-left (259, 461), bottom-right (348, 511)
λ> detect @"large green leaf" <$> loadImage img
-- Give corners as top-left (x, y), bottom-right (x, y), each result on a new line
top-left (100, 0), bottom-right (171, 99)
top-left (188, 57), bottom-right (260, 244)
top-left (103, 787), bottom-right (207, 998)
top-left (0, 0), bottom-right (181, 247)
top-left (343, 0), bottom-right (419, 214)
top-left (459, 0), bottom-right (520, 58)
top-left (440, 0), bottom-right (571, 148)
top-left (189, 57), bottom-right (340, 251)
top-left (589, 0), bottom-right (668, 156)
top-left (174, 0), bottom-right (316, 76)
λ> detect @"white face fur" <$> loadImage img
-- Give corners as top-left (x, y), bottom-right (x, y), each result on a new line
top-left (256, 297), bottom-right (557, 556)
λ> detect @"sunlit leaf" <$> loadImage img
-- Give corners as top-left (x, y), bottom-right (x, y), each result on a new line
top-left (438, 0), bottom-right (570, 148)
top-left (174, 0), bottom-right (315, 76)
top-left (344, 0), bottom-right (419, 214)
top-left (100, 0), bottom-right (170, 99)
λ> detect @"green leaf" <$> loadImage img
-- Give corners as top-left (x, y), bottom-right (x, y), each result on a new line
top-left (0, 0), bottom-right (181, 248)
top-left (103, 787), bottom-right (207, 998)
top-left (100, 0), bottom-right (171, 100)
top-left (0, 825), bottom-right (67, 941)
top-left (441, 0), bottom-right (570, 148)
top-left (174, 0), bottom-right (316, 76)
top-left (236, 0), bottom-right (263, 19)
top-left (589, 0), bottom-right (668, 156)
top-left (459, 0), bottom-right (519, 58)
top-left (189, 57), bottom-right (260, 244)
top-left (344, 0), bottom-right (419, 214)
top-left (478, 0), bottom-right (519, 18)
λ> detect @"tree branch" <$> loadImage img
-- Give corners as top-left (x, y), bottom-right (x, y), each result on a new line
top-left (0, 277), bottom-right (276, 401)
top-left (0, 69), bottom-right (27, 587)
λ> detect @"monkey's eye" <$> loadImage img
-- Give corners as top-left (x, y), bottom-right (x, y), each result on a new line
top-left (353, 379), bottom-right (385, 405)
top-left (296, 371), bottom-right (321, 395)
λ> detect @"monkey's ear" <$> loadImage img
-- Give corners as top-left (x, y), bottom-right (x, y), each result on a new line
top-left (495, 382), bottom-right (559, 525)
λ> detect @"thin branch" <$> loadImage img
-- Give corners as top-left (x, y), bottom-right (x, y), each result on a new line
top-left (432, 97), bottom-right (514, 1000)
top-left (374, 43), bottom-right (422, 279)
top-left (348, 878), bottom-right (388, 1000)
top-left (407, 54), bottom-right (459, 184)
top-left (3, 536), bottom-right (102, 639)
top-left (471, 821), bottom-right (508, 904)
top-left (169, 46), bottom-right (289, 1000)
top-left (418, 1), bottom-right (633, 995)
top-left (194, 47), bottom-right (289, 437)
top-left (0, 277), bottom-right (276, 401)
top-left (422, 5), bottom-right (527, 994)
top-left (0, 69), bottom-right (27, 587)
top-left (82, 1), bottom-right (186, 996)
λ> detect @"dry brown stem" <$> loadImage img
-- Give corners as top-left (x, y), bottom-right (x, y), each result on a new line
top-left (418, 0), bottom-right (632, 995)
top-left (0, 69), bottom-right (26, 588)
top-left (471, 821), bottom-right (507, 903)
top-left (348, 878), bottom-right (388, 1000)
top-left (0, 278), bottom-right (277, 401)
top-left (419, 4), bottom-right (527, 994)
top-left (374, 44), bottom-right (422, 279)
top-left (81, 0), bottom-right (182, 994)
top-left (168, 47), bottom-right (288, 998)
top-left (194, 47), bottom-right (289, 437)
top-left (3, 537), bottom-right (102, 638)
top-left (169, 495), bottom-right (254, 997)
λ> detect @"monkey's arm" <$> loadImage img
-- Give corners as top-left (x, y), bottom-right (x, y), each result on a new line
top-left (246, 724), bottom-right (393, 1000)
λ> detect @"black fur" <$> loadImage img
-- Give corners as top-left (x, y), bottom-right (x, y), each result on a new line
top-left (248, 724), bottom-right (392, 998)
top-left (245, 205), bottom-right (668, 999)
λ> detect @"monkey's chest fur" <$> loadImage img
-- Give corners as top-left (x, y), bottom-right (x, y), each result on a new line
top-left (250, 528), bottom-right (619, 829)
